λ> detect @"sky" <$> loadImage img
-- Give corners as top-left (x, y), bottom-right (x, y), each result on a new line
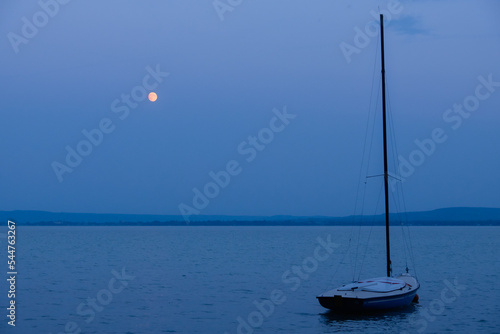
top-left (0, 0), bottom-right (499, 217)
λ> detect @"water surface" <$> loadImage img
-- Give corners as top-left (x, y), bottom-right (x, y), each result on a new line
top-left (0, 226), bottom-right (498, 333)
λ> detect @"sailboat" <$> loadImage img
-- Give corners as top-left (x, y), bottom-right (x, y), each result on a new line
top-left (316, 14), bottom-right (419, 312)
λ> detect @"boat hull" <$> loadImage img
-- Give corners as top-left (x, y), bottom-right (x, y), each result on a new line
top-left (317, 274), bottom-right (420, 312)
top-left (317, 288), bottom-right (418, 312)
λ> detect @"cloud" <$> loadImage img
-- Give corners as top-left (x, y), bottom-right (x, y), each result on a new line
top-left (389, 15), bottom-right (430, 35)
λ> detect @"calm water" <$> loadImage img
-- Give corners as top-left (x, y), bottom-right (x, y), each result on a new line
top-left (0, 226), bottom-right (499, 333)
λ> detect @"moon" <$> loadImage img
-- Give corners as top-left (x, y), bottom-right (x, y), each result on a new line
top-left (148, 92), bottom-right (157, 102)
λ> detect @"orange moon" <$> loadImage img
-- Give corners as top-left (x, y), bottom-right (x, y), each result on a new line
top-left (148, 92), bottom-right (157, 102)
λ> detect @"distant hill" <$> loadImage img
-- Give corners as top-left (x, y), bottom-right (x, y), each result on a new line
top-left (0, 210), bottom-right (270, 224)
top-left (1, 207), bottom-right (500, 226)
top-left (343, 207), bottom-right (500, 223)
top-left (403, 207), bottom-right (500, 222)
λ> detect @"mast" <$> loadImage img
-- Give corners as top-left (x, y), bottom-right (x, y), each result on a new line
top-left (380, 14), bottom-right (391, 277)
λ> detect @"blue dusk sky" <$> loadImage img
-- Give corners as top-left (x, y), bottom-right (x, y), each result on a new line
top-left (0, 0), bottom-right (499, 217)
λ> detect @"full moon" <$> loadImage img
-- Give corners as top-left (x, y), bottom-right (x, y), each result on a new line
top-left (148, 92), bottom-right (157, 102)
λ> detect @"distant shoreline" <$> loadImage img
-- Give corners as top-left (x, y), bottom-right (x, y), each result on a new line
top-left (13, 220), bottom-right (500, 227)
top-left (2, 207), bottom-right (500, 226)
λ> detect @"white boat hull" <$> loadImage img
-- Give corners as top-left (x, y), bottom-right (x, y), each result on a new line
top-left (317, 274), bottom-right (419, 312)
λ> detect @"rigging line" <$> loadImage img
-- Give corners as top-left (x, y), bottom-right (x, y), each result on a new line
top-left (391, 171), bottom-right (417, 274)
top-left (401, 222), bottom-right (410, 270)
top-left (346, 228), bottom-right (355, 282)
top-left (386, 86), bottom-right (418, 277)
top-left (357, 181), bottom-right (384, 281)
top-left (388, 185), bottom-right (409, 268)
top-left (386, 79), bottom-right (412, 270)
top-left (394, 207), bottom-right (413, 275)
top-left (351, 178), bottom-right (366, 280)
top-left (364, 33), bottom-right (382, 183)
top-left (394, 175), bottom-right (418, 276)
top-left (366, 77), bottom-right (382, 176)
top-left (328, 225), bottom-right (358, 286)
top-left (385, 76), bottom-right (399, 173)
top-left (386, 95), bottom-right (401, 191)
top-left (351, 36), bottom-right (381, 282)
top-left (352, 195), bottom-right (363, 281)
top-left (353, 179), bottom-right (369, 281)
top-left (353, 91), bottom-right (379, 281)
top-left (402, 192), bottom-right (418, 277)
top-left (330, 239), bottom-right (355, 286)
top-left (386, 82), bottom-right (407, 202)
top-left (393, 169), bottom-right (418, 276)
top-left (354, 36), bottom-right (382, 281)
top-left (393, 191), bottom-right (413, 272)
top-left (354, 33), bottom-right (381, 218)
top-left (348, 220), bottom-right (359, 282)
top-left (385, 85), bottom-right (404, 213)
top-left (351, 184), bottom-right (366, 281)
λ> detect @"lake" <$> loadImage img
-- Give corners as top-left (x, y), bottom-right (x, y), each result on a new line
top-left (0, 226), bottom-right (498, 333)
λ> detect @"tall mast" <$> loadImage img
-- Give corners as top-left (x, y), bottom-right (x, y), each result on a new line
top-left (380, 14), bottom-right (391, 277)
